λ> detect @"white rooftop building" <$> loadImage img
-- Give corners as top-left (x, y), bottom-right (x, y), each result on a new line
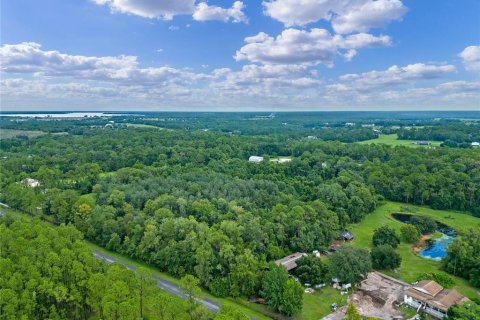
top-left (22, 178), bottom-right (40, 188)
top-left (471, 142), bottom-right (479, 147)
top-left (248, 156), bottom-right (264, 163)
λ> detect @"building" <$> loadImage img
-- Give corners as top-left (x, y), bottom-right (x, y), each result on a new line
top-left (340, 230), bottom-right (355, 241)
top-left (471, 142), bottom-right (479, 147)
top-left (404, 280), bottom-right (468, 319)
top-left (414, 141), bottom-right (430, 146)
top-left (22, 178), bottom-right (40, 188)
top-left (278, 158), bottom-right (292, 164)
top-left (248, 156), bottom-right (264, 163)
top-left (275, 252), bottom-right (306, 271)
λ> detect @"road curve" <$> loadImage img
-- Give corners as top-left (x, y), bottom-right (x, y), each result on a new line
top-left (93, 250), bottom-right (221, 312)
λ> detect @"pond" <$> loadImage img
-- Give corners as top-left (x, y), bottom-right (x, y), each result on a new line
top-left (391, 213), bottom-right (457, 260)
top-left (419, 234), bottom-right (454, 260)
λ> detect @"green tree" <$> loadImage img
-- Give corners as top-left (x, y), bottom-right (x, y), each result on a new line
top-left (371, 245), bottom-right (401, 270)
top-left (372, 225), bottom-right (400, 248)
top-left (279, 278), bottom-right (303, 316)
top-left (411, 215), bottom-right (437, 234)
top-left (262, 264), bottom-right (289, 313)
top-left (180, 274), bottom-right (200, 319)
top-left (400, 224), bottom-right (421, 243)
top-left (345, 303), bottom-right (362, 320)
top-left (294, 255), bottom-right (329, 285)
top-left (330, 247), bottom-right (372, 285)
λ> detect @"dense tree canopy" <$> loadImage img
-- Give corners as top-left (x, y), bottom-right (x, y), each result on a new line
top-left (330, 247), bottom-right (372, 285)
top-left (1, 115), bottom-right (479, 314)
top-left (0, 216), bottom-right (218, 320)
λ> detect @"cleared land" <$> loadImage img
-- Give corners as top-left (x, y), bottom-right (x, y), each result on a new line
top-left (347, 201), bottom-right (480, 300)
top-left (0, 129), bottom-right (46, 139)
top-left (357, 134), bottom-right (442, 147)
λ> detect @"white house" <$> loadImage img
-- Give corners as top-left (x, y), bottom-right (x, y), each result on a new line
top-left (471, 142), bottom-right (479, 147)
top-left (278, 158), bottom-right (292, 164)
top-left (22, 178), bottom-right (41, 188)
top-left (404, 280), bottom-right (468, 319)
top-left (248, 156), bottom-right (264, 163)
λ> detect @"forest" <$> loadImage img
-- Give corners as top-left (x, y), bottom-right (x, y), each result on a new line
top-left (0, 113), bottom-right (479, 318)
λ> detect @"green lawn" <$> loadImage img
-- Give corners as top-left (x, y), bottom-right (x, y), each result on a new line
top-left (357, 134), bottom-right (442, 147)
top-left (0, 128), bottom-right (46, 139)
top-left (125, 123), bottom-right (163, 129)
top-left (301, 287), bottom-right (347, 320)
top-left (346, 201), bottom-right (480, 300)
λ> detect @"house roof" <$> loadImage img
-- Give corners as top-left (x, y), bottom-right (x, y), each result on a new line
top-left (405, 280), bottom-right (468, 312)
top-left (415, 280), bottom-right (444, 296)
top-left (275, 252), bottom-right (304, 271)
top-left (340, 230), bottom-right (354, 240)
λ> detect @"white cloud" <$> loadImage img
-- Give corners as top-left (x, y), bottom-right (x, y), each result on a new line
top-left (335, 63), bottom-right (456, 89)
top-left (0, 42), bottom-right (207, 85)
top-left (2, 42), bottom-right (477, 111)
top-left (235, 28), bottom-right (390, 65)
top-left (262, 0), bottom-right (407, 34)
top-left (92, 0), bottom-right (247, 23)
top-left (193, 1), bottom-right (247, 23)
top-left (331, 0), bottom-right (407, 34)
top-left (459, 46), bottom-right (480, 72)
top-left (92, 0), bottom-right (195, 20)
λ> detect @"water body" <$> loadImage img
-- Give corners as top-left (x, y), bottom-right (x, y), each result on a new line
top-left (0, 112), bottom-right (127, 118)
top-left (419, 234), bottom-right (454, 260)
top-left (391, 213), bottom-right (457, 260)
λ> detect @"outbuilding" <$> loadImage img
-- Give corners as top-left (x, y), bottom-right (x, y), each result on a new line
top-left (248, 156), bottom-right (264, 163)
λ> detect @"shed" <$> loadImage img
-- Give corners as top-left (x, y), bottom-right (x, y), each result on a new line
top-left (275, 252), bottom-right (305, 271)
top-left (340, 230), bottom-right (355, 241)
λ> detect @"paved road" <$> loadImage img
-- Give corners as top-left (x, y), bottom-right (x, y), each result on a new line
top-left (93, 250), bottom-right (221, 312)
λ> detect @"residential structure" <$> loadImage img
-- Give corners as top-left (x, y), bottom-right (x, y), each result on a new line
top-left (275, 252), bottom-right (306, 271)
top-left (404, 280), bottom-right (468, 319)
top-left (471, 142), bottom-right (479, 147)
top-left (22, 178), bottom-right (41, 188)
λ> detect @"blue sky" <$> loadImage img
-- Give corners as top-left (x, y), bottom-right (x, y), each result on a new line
top-left (1, 0), bottom-right (479, 111)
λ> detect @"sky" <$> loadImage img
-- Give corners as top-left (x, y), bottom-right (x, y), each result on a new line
top-left (1, 0), bottom-right (479, 111)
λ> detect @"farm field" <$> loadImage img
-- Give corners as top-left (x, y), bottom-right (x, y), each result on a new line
top-left (0, 128), bottom-right (46, 139)
top-left (346, 201), bottom-right (480, 300)
top-left (357, 134), bottom-right (442, 147)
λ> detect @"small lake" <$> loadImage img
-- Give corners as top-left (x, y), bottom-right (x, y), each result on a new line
top-left (419, 234), bottom-right (454, 260)
top-left (391, 213), bottom-right (457, 260)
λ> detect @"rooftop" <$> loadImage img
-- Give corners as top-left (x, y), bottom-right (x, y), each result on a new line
top-left (405, 280), bottom-right (468, 312)
top-left (275, 252), bottom-right (305, 271)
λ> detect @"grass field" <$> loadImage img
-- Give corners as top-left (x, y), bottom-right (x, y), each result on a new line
top-left (125, 123), bottom-right (163, 129)
top-left (0, 128), bottom-right (46, 139)
top-left (346, 201), bottom-right (480, 300)
top-left (357, 134), bottom-right (442, 147)
top-left (301, 287), bottom-right (347, 319)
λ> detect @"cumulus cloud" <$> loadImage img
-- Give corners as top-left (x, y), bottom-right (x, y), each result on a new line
top-left (92, 0), bottom-right (247, 23)
top-left (0, 42), bottom-right (207, 85)
top-left (235, 28), bottom-right (391, 65)
top-left (193, 1), bottom-right (247, 23)
top-left (262, 0), bottom-right (407, 34)
top-left (335, 63), bottom-right (456, 89)
top-left (2, 42), bottom-right (477, 110)
top-left (459, 46), bottom-right (480, 72)
top-left (92, 0), bottom-right (195, 19)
